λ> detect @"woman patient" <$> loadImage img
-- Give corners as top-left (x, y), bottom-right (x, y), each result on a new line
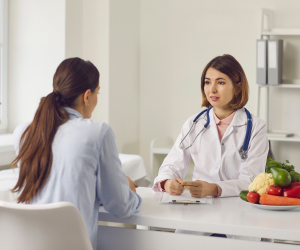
top-left (12, 57), bottom-right (141, 249)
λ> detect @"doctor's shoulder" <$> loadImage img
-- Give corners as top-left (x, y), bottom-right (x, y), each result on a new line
top-left (182, 112), bottom-right (206, 128)
top-left (248, 112), bottom-right (267, 135)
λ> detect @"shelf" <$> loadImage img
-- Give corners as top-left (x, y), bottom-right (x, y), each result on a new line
top-left (257, 84), bottom-right (300, 88)
top-left (268, 135), bottom-right (300, 142)
top-left (261, 28), bottom-right (300, 36)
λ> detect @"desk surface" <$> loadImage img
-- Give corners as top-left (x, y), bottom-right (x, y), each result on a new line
top-left (98, 187), bottom-right (300, 241)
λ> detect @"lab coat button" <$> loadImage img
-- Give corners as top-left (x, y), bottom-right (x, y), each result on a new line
top-left (221, 143), bottom-right (224, 146)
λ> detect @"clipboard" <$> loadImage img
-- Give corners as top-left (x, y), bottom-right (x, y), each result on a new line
top-left (172, 200), bottom-right (201, 205)
top-left (160, 190), bottom-right (213, 205)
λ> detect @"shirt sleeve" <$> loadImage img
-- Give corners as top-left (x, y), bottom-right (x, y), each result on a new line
top-left (155, 179), bottom-right (168, 192)
top-left (215, 121), bottom-right (269, 197)
top-left (152, 119), bottom-right (193, 192)
top-left (96, 127), bottom-right (142, 218)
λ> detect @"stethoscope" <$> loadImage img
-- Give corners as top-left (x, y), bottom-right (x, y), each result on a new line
top-left (179, 107), bottom-right (252, 160)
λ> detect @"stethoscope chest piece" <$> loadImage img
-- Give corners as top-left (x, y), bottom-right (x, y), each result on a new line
top-left (239, 150), bottom-right (248, 160)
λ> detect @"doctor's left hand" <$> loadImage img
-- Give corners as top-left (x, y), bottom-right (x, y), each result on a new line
top-left (180, 180), bottom-right (218, 198)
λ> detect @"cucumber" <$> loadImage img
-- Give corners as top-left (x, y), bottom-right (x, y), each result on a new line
top-left (240, 190), bottom-right (249, 202)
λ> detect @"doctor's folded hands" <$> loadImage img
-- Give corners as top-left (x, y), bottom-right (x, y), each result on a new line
top-left (152, 54), bottom-right (270, 241)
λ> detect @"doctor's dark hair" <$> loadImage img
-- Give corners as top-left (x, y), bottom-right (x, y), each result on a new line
top-left (12, 57), bottom-right (99, 203)
top-left (200, 54), bottom-right (249, 109)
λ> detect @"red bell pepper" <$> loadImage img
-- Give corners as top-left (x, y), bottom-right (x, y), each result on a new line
top-left (282, 182), bottom-right (300, 191)
top-left (283, 186), bottom-right (300, 199)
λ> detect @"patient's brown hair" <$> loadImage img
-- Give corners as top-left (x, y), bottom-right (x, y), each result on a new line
top-left (12, 58), bottom-right (99, 203)
top-left (200, 54), bottom-right (249, 109)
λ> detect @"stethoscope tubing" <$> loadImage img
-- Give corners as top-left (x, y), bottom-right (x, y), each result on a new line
top-left (179, 107), bottom-right (252, 160)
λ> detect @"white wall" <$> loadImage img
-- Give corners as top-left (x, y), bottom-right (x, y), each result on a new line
top-left (82, 0), bottom-right (110, 124)
top-left (139, 0), bottom-right (300, 172)
top-left (80, 0), bottom-right (140, 154)
top-left (8, 0), bottom-right (66, 131)
top-left (109, 0), bottom-right (140, 154)
top-left (65, 0), bottom-right (83, 59)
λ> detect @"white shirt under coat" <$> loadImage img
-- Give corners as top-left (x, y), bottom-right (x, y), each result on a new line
top-left (153, 108), bottom-right (269, 197)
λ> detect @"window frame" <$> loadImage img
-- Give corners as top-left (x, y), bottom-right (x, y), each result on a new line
top-left (0, 0), bottom-right (8, 133)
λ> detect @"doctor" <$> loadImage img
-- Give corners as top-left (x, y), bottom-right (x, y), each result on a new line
top-left (153, 54), bottom-right (269, 198)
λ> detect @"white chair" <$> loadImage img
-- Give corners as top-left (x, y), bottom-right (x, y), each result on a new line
top-left (0, 201), bottom-right (93, 250)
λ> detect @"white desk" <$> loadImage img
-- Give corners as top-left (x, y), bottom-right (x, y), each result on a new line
top-left (97, 187), bottom-right (300, 250)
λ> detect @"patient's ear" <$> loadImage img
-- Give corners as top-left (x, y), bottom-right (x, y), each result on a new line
top-left (83, 89), bottom-right (91, 106)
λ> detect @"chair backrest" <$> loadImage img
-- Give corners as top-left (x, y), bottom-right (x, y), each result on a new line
top-left (0, 201), bottom-right (93, 250)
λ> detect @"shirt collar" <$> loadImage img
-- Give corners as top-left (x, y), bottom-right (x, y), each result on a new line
top-left (63, 107), bottom-right (83, 119)
top-left (204, 108), bottom-right (247, 127)
top-left (213, 110), bottom-right (236, 125)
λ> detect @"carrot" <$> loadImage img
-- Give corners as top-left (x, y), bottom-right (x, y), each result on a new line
top-left (260, 194), bottom-right (300, 206)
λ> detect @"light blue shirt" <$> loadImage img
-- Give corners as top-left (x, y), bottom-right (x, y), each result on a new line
top-left (13, 107), bottom-right (142, 250)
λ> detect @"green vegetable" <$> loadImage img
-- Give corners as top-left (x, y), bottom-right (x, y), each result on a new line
top-left (269, 167), bottom-right (291, 187)
top-left (290, 171), bottom-right (300, 182)
top-left (240, 190), bottom-right (249, 202)
top-left (266, 158), bottom-right (300, 184)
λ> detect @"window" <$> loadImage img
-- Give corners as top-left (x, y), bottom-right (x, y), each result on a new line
top-left (0, 0), bottom-right (8, 132)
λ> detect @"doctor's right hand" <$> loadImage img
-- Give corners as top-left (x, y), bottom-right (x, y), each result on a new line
top-left (164, 178), bottom-right (184, 195)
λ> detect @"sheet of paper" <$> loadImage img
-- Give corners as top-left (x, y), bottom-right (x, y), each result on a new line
top-left (160, 190), bottom-right (213, 204)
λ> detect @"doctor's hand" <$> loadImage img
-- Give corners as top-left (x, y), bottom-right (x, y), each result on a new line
top-left (181, 180), bottom-right (218, 198)
top-left (127, 176), bottom-right (138, 193)
top-left (164, 178), bottom-right (184, 196)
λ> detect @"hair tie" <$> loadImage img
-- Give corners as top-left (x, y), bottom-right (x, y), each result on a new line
top-left (53, 90), bottom-right (67, 106)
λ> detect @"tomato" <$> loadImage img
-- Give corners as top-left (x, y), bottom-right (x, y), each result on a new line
top-left (283, 186), bottom-right (300, 199)
top-left (247, 191), bottom-right (260, 204)
top-left (267, 185), bottom-right (282, 196)
top-left (282, 182), bottom-right (300, 191)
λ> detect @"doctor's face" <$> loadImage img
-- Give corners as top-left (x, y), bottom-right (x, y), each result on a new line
top-left (204, 67), bottom-right (235, 111)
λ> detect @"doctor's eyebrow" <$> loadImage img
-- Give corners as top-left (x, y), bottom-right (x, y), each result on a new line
top-left (205, 77), bottom-right (226, 80)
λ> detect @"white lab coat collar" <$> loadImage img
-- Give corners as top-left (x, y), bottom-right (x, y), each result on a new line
top-left (63, 107), bottom-right (83, 119)
top-left (203, 108), bottom-right (247, 127)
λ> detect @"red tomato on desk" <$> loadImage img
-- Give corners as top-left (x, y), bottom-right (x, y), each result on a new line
top-left (247, 191), bottom-right (260, 204)
top-left (267, 185), bottom-right (282, 196)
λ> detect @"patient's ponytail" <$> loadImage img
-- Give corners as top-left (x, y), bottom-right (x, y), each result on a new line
top-left (12, 58), bottom-right (99, 203)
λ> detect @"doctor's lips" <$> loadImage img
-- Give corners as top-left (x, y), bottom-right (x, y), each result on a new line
top-left (210, 96), bottom-right (219, 102)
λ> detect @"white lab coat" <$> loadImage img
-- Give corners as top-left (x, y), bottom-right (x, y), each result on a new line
top-left (153, 108), bottom-right (269, 197)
